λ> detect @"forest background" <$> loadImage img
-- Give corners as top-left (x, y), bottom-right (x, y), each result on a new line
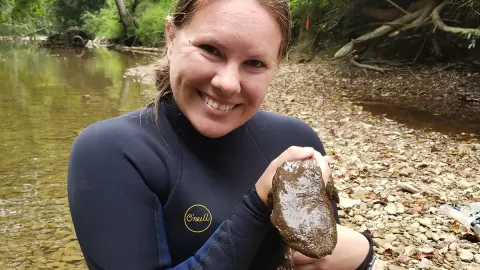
top-left (2, 0), bottom-right (480, 63)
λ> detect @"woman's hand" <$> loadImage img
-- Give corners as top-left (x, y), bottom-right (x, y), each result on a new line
top-left (255, 146), bottom-right (331, 205)
top-left (292, 225), bottom-right (371, 270)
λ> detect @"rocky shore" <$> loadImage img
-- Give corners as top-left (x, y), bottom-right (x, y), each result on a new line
top-left (263, 61), bottom-right (480, 270)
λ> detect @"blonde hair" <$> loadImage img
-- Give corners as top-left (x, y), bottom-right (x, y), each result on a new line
top-left (147, 0), bottom-right (292, 126)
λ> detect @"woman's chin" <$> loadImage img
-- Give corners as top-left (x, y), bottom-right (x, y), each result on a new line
top-left (190, 117), bottom-right (238, 138)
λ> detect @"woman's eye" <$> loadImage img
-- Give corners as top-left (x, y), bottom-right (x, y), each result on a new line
top-left (246, 60), bottom-right (265, 68)
top-left (199, 44), bottom-right (219, 56)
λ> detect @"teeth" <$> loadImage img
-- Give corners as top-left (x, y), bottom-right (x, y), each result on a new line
top-left (201, 94), bottom-right (235, 111)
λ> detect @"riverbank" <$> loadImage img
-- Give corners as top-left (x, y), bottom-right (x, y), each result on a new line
top-left (0, 35), bottom-right (47, 41)
top-left (126, 57), bottom-right (480, 269)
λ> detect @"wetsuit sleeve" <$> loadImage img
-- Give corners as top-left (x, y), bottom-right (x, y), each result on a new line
top-left (67, 123), bottom-right (272, 270)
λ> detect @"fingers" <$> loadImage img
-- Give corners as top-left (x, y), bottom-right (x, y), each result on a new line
top-left (272, 146), bottom-right (315, 168)
top-left (313, 150), bottom-right (332, 185)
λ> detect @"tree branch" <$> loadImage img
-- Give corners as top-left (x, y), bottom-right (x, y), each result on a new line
top-left (431, 0), bottom-right (480, 36)
top-left (334, 8), bottom-right (424, 59)
top-left (386, 0), bottom-right (410, 15)
top-left (411, 0), bottom-right (436, 29)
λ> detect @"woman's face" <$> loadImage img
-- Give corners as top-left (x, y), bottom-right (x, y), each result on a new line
top-left (166, 0), bottom-right (283, 138)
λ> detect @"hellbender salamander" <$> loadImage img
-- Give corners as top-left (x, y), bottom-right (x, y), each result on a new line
top-left (267, 158), bottom-right (340, 269)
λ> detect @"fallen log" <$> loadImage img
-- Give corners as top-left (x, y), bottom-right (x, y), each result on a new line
top-left (334, 8), bottom-right (424, 59)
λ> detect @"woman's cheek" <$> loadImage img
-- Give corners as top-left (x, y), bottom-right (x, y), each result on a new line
top-left (188, 54), bottom-right (218, 80)
top-left (241, 79), bottom-right (269, 103)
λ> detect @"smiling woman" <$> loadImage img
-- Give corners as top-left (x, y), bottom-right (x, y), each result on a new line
top-left (67, 0), bottom-right (376, 270)
top-left (153, 0), bottom-right (288, 138)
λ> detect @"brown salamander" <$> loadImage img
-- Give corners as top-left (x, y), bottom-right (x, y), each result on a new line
top-left (267, 158), bottom-right (340, 269)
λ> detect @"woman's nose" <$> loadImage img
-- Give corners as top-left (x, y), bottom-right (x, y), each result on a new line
top-left (211, 63), bottom-right (241, 96)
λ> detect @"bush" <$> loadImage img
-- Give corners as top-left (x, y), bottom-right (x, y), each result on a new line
top-left (81, 0), bottom-right (122, 40)
top-left (135, 0), bottom-right (174, 46)
top-left (288, 0), bottom-right (350, 52)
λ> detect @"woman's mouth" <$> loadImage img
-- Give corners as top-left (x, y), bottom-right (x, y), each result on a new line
top-left (197, 90), bottom-right (237, 112)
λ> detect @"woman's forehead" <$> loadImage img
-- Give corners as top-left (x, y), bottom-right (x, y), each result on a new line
top-left (183, 0), bottom-right (283, 54)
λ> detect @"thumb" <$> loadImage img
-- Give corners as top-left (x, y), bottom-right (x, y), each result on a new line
top-left (292, 251), bottom-right (317, 265)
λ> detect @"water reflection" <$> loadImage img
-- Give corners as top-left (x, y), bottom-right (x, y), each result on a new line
top-left (0, 41), bottom-right (154, 269)
top-left (354, 101), bottom-right (480, 140)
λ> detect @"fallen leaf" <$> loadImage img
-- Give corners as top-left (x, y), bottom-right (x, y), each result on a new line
top-left (411, 251), bottom-right (435, 260)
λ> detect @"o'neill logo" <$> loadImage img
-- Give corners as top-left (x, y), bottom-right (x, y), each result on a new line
top-left (184, 204), bottom-right (212, 233)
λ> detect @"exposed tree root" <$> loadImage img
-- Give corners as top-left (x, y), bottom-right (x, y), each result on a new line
top-left (350, 57), bottom-right (387, 73)
top-left (334, 0), bottom-right (480, 71)
top-left (334, 9), bottom-right (424, 59)
top-left (431, 0), bottom-right (480, 37)
top-left (411, 0), bottom-right (436, 29)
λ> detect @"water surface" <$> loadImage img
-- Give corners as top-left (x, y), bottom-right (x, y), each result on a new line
top-left (0, 41), bottom-right (154, 269)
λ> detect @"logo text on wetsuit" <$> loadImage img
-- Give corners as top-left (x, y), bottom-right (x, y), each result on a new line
top-left (184, 204), bottom-right (212, 233)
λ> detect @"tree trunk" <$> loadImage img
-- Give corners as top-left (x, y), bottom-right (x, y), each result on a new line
top-left (115, 0), bottom-right (132, 28)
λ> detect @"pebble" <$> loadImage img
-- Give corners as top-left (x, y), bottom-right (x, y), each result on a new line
top-left (374, 238), bottom-right (387, 248)
top-left (397, 182), bottom-right (420, 193)
top-left (459, 249), bottom-right (474, 262)
top-left (404, 246), bottom-right (417, 257)
top-left (385, 233), bottom-right (397, 242)
top-left (388, 265), bottom-right (406, 270)
top-left (419, 218), bottom-right (432, 227)
top-left (385, 203), bottom-right (397, 215)
top-left (449, 242), bottom-right (459, 251)
top-left (396, 203), bottom-right (405, 214)
top-left (339, 196), bottom-right (362, 208)
top-left (398, 166), bottom-right (416, 176)
top-left (353, 187), bottom-right (370, 199)
top-left (417, 258), bottom-right (431, 269)
top-left (444, 234), bottom-right (457, 242)
top-left (475, 254), bottom-right (480, 264)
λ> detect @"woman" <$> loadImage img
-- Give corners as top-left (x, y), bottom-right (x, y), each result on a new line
top-left (67, 0), bottom-right (376, 269)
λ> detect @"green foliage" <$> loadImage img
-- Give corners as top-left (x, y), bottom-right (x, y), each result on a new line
top-left (135, 0), bottom-right (173, 46)
top-left (52, 0), bottom-right (107, 28)
top-left (79, 0), bottom-right (174, 46)
top-left (81, 0), bottom-right (122, 39)
top-left (0, 0), bottom-right (56, 36)
top-left (289, 0), bottom-right (348, 35)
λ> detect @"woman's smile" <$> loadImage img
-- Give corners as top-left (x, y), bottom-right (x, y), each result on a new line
top-left (196, 89), bottom-right (238, 112)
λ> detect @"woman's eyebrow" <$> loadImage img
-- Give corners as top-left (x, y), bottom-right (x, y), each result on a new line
top-left (198, 34), bottom-right (227, 49)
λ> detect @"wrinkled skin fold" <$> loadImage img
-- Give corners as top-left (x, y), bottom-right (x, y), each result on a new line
top-left (267, 158), bottom-right (340, 269)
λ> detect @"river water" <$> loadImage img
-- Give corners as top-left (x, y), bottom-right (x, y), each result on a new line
top-left (0, 41), bottom-right (153, 269)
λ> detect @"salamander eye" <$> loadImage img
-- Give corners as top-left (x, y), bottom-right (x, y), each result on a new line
top-left (199, 44), bottom-right (220, 56)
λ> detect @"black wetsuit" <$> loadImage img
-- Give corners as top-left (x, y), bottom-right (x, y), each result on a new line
top-left (67, 95), bottom-right (342, 270)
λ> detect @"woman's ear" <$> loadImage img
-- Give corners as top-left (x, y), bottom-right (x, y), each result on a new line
top-left (165, 18), bottom-right (176, 61)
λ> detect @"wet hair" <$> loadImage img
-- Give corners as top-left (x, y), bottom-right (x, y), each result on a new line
top-left (147, 0), bottom-right (292, 125)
